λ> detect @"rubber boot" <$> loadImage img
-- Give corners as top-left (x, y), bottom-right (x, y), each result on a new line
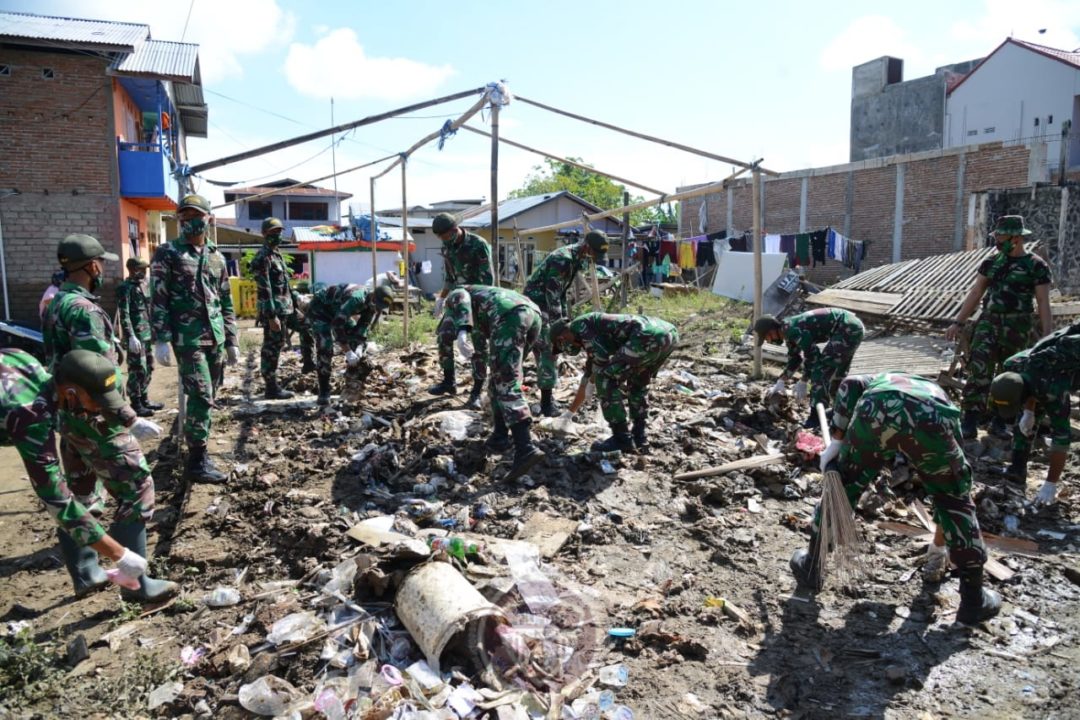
top-left (988, 415), bottom-right (1010, 439)
top-left (956, 566), bottom-right (1002, 625)
top-left (301, 356), bottom-right (316, 374)
top-left (485, 410), bottom-right (511, 451)
top-left (506, 420), bottom-right (545, 482)
top-left (108, 522), bottom-right (178, 603)
top-left (264, 376), bottom-right (295, 400)
top-left (1005, 447), bottom-right (1029, 484)
top-left (631, 417), bottom-right (649, 452)
top-left (142, 393), bottom-right (164, 411)
top-left (428, 368), bottom-right (457, 396)
top-left (538, 388), bottom-right (560, 418)
top-left (960, 412), bottom-right (979, 440)
top-left (591, 422), bottom-right (634, 453)
top-left (790, 546), bottom-right (824, 591)
top-left (464, 379), bottom-right (484, 410)
top-left (317, 375), bottom-right (331, 406)
top-left (186, 445), bottom-right (227, 484)
top-left (56, 528), bottom-right (108, 598)
top-left (132, 402), bottom-right (154, 418)
top-left (801, 406), bottom-right (818, 429)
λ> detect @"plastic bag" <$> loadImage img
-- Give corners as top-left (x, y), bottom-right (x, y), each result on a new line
top-left (238, 675), bottom-right (301, 716)
top-left (266, 612), bottom-right (326, 645)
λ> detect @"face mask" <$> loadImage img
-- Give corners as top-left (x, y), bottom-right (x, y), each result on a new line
top-left (90, 275), bottom-right (103, 292)
top-left (267, 234), bottom-right (283, 246)
top-left (181, 217), bottom-right (207, 237)
top-left (995, 236), bottom-right (1014, 253)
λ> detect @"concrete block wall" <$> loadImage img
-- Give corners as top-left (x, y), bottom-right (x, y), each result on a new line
top-left (988, 186), bottom-right (1080, 294)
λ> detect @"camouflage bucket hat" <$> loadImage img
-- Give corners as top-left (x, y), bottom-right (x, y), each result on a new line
top-left (55, 349), bottom-right (127, 412)
top-left (993, 215), bottom-right (1032, 236)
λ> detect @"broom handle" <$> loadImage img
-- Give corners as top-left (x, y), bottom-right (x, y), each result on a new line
top-left (816, 402), bottom-right (830, 440)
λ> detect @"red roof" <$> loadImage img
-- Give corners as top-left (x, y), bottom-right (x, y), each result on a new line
top-left (948, 37), bottom-right (1080, 95)
top-left (226, 184), bottom-right (352, 199)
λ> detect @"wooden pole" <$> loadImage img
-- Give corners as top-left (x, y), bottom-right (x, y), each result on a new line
top-left (581, 211), bottom-right (602, 310)
top-left (751, 164), bottom-right (763, 378)
top-left (621, 190), bottom-right (630, 307)
top-left (490, 103), bottom-right (500, 285)
top-left (373, 91), bottom-right (492, 181)
top-left (369, 177), bottom-right (377, 286)
top-left (401, 162), bottom-right (409, 343)
top-left (513, 217), bottom-right (525, 289)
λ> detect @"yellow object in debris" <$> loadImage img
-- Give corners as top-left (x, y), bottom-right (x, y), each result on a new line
top-left (703, 596), bottom-right (726, 609)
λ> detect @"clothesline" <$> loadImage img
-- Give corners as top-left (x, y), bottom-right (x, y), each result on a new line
top-left (691, 226), bottom-right (869, 273)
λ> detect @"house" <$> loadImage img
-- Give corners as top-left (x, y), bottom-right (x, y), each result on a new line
top-left (224, 179), bottom-right (353, 234)
top-left (292, 224), bottom-right (413, 288)
top-left (944, 38), bottom-right (1080, 171)
top-left (0, 10), bottom-right (208, 324)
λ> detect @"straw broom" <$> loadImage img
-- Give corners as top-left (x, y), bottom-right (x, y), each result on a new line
top-left (813, 402), bottom-right (864, 589)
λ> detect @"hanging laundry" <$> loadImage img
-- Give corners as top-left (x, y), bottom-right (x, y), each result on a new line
top-left (810, 229), bottom-right (827, 266)
top-left (764, 233), bottom-right (782, 254)
top-left (697, 237), bottom-right (717, 266)
top-left (794, 233), bottom-right (811, 266)
top-left (705, 230), bottom-right (727, 242)
top-left (826, 228), bottom-right (847, 263)
top-left (679, 240), bottom-right (696, 269)
top-left (660, 237), bottom-right (677, 263)
top-left (779, 234), bottom-right (797, 267)
top-left (728, 233), bottom-right (749, 252)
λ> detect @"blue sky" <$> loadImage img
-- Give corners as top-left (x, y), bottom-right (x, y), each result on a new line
top-left (4, 0), bottom-right (1080, 217)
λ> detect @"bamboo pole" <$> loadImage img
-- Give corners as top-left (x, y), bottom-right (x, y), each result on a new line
top-left (513, 217), bottom-right (525, 289)
top-left (515, 95), bottom-right (780, 176)
top-left (490, 103), bottom-right (501, 285)
top-left (189, 86), bottom-right (488, 175)
top-left (373, 91), bottom-right (491, 181)
top-left (621, 190), bottom-right (630, 307)
top-left (211, 154), bottom-right (396, 211)
top-left (460, 125), bottom-right (665, 196)
top-left (751, 164), bottom-right (763, 379)
top-left (581, 211), bottom-right (602, 311)
top-left (369, 177), bottom-right (377, 286)
top-left (401, 162), bottom-right (409, 343)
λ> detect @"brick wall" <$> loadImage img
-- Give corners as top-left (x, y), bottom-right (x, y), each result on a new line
top-left (0, 48), bottom-right (120, 325)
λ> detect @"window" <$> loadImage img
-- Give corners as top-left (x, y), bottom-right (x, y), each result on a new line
top-left (41, 68), bottom-right (54, 79)
top-left (0, 65), bottom-right (10, 76)
top-left (967, 129), bottom-right (978, 137)
top-left (127, 217), bottom-right (140, 257)
top-left (288, 202), bottom-right (328, 221)
top-left (983, 127), bottom-right (995, 134)
top-left (1048, 115), bottom-right (1054, 125)
top-left (247, 200), bottom-right (272, 220)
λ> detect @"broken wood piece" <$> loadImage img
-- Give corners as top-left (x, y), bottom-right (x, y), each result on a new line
top-left (720, 599), bottom-right (753, 627)
top-left (910, 500), bottom-right (935, 534)
top-left (875, 521), bottom-right (1039, 555)
top-left (516, 512), bottom-right (578, 559)
top-left (673, 453), bottom-right (786, 481)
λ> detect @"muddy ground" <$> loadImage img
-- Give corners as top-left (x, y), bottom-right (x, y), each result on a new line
top-left (1, 304), bottom-right (1078, 720)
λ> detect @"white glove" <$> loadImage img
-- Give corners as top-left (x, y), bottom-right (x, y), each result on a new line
top-left (226, 345), bottom-right (240, 366)
top-left (154, 342), bottom-right (173, 367)
top-left (771, 379), bottom-right (785, 395)
top-left (456, 330), bottom-right (474, 359)
top-left (1034, 480), bottom-right (1058, 506)
top-left (129, 417), bottom-right (162, 440)
top-left (128, 337), bottom-right (142, 354)
top-left (819, 439), bottom-right (842, 472)
top-left (793, 380), bottom-right (808, 403)
top-left (354, 344), bottom-right (366, 359)
top-left (434, 297), bottom-right (445, 317)
top-left (1018, 409), bottom-right (1036, 437)
top-left (345, 349), bottom-right (360, 367)
top-left (116, 547), bottom-right (147, 578)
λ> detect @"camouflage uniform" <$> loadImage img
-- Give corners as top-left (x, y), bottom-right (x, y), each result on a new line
top-left (1002, 325), bottom-right (1080, 457)
top-left (447, 285), bottom-right (542, 426)
top-left (250, 242), bottom-right (294, 382)
top-left (151, 237), bottom-right (237, 447)
top-left (962, 251), bottom-right (1051, 416)
top-left (828, 372), bottom-right (986, 570)
top-left (116, 274), bottom-right (154, 404)
top-left (438, 288), bottom-right (488, 387)
top-left (569, 312), bottom-right (679, 425)
top-left (287, 286), bottom-right (315, 369)
top-left (307, 284), bottom-right (379, 383)
top-left (780, 308), bottom-right (864, 409)
top-left (439, 230), bottom-right (493, 385)
top-left (525, 242), bottom-right (591, 391)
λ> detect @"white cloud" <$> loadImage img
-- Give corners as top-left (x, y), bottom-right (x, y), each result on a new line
top-left (949, 0), bottom-right (1080, 56)
top-left (819, 15), bottom-right (925, 73)
top-left (284, 29), bottom-right (455, 101)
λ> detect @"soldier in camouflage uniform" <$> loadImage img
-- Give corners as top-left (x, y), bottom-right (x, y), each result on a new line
top-left (304, 283), bottom-right (394, 405)
top-left (792, 372), bottom-right (1000, 625)
top-left (550, 312), bottom-right (678, 454)
top-left (525, 231), bottom-right (609, 417)
top-left (429, 212), bottom-right (493, 407)
top-left (754, 308), bottom-right (865, 427)
top-left (443, 285), bottom-right (546, 481)
top-left (116, 257), bottom-right (160, 416)
top-left (250, 217), bottom-right (298, 399)
top-left (1, 348), bottom-right (175, 601)
top-left (989, 324), bottom-right (1080, 506)
top-left (151, 194), bottom-right (239, 483)
top-left (947, 215), bottom-right (1052, 439)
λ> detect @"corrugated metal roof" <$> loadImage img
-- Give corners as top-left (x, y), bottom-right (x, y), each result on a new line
top-left (1012, 38), bottom-right (1080, 69)
top-left (228, 184), bottom-right (353, 199)
top-left (0, 11), bottom-right (147, 50)
top-left (112, 39), bottom-right (200, 82)
top-left (459, 190), bottom-right (620, 229)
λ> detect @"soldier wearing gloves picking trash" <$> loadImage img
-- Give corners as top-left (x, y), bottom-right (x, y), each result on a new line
top-left (435, 287), bottom-right (491, 409)
top-left (988, 323), bottom-right (1080, 506)
top-left (525, 231), bottom-right (609, 417)
top-left (150, 193), bottom-right (238, 484)
top-left (799, 372), bottom-right (999, 625)
top-left (443, 285), bottom-right (546, 481)
top-left (754, 308), bottom-right (864, 428)
top-left (429, 212), bottom-right (493, 405)
top-left (1, 348), bottom-right (175, 602)
top-left (116, 257), bottom-right (161, 417)
top-left (251, 216), bottom-right (298, 400)
top-left (549, 312), bottom-right (679, 454)
top-left (304, 283), bottom-right (394, 406)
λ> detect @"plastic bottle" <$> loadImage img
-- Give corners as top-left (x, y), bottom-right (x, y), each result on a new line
top-left (426, 536), bottom-right (481, 561)
top-left (598, 663), bottom-right (629, 687)
top-left (205, 586), bottom-right (241, 607)
top-left (605, 705), bottom-right (634, 720)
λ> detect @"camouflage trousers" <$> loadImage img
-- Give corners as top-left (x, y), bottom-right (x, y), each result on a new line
top-left (962, 313), bottom-right (1034, 416)
top-left (531, 323), bottom-right (558, 391)
top-left (261, 314), bottom-right (313, 380)
top-left (807, 333), bottom-right (863, 410)
top-left (125, 340), bottom-right (154, 403)
top-left (437, 316), bottom-right (488, 385)
top-left (178, 345), bottom-right (224, 448)
top-left (487, 306), bottom-right (542, 427)
top-left (822, 390), bottom-right (986, 570)
top-left (58, 410), bottom-right (154, 534)
top-left (596, 324), bottom-right (679, 426)
top-left (1013, 377), bottom-right (1072, 455)
top-left (311, 320), bottom-right (359, 383)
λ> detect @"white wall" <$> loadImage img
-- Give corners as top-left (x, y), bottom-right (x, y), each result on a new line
top-left (945, 42), bottom-right (1080, 168)
top-left (312, 251), bottom-right (399, 287)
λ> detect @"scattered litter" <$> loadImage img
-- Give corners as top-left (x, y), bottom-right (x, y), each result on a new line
top-left (146, 680), bottom-right (183, 710)
top-left (238, 675), bottom-right (301, 716)
top-left (204, 586), bottom-right (241, 607)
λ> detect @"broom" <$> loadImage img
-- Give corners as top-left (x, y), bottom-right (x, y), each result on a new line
top-left (813, 402), bottom-right (865, 589)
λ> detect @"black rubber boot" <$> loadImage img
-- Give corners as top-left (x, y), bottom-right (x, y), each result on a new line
top-left (132, 402), bottom-right (154, 418)
top-left (1005, 447), bottom-right (1029, 484)
top-left (989, 415), bottom-right (1011, 439)
top-left (538, 388), bottom-right (560, 418)
top-left (485, 410), bottom-right (511, 451)
top-left (956, 566), bottom-right (1002, 625)
top-left (56, 529), bottom-right (108, 598)
top-left (631, 417), bottom-right (649, 452)
top-left (428, 371), bottom-right (457, 396)
top-left (464, 379), bottom-right (484, 410)
top-left (142, 394), bottom-right (164, 411)
top-left (264, 376), bottom-right (295, 400)
top-left (801, 406), bottom-right (818, 429)
top-left (301, 357), bottom-right (316, 374)
top-left (790, 546), bottom-right (824, 591)
top-left (591, 422), bottom-right (634, 453)
top-left (108, 522), bottom-right (179, 603)
top-left (317, 375), bottom-right (331, 406)
top-left (506, 420), bottom-right (545, 482)
top-left (960, 412), bottom-right (980, 440)
top-left (186, 445), bottom-right (227, 484)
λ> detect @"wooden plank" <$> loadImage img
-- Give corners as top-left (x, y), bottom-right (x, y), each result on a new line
top-left (877, 521), bottom-right (1040, 555)
top-left (674, 453), bottom-right (786, 481)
